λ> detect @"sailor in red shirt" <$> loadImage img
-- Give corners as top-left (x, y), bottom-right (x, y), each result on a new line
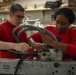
top-left (28, 8), bottom-right (76, 60)
top-left (0, 4), bottom-right (31, 58)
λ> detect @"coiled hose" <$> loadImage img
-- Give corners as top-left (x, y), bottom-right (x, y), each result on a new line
top-left (12, 25), bottom-right (58, 75)
top-left (12, 25), bottom-right (57, 42)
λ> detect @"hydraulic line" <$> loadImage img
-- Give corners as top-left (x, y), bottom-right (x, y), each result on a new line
top-left (0, 49), bottom-right (25, 55)
top-left (12, 25), bottom-right (58, 42)
top-left (13, 51), bottom-right (38, 75)
top-left (12, 25), bottom-right (58, 75)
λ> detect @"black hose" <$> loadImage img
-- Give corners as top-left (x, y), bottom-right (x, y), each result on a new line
top-left (13, 51), bottom-right (38, 75)
top-left (0, 49), bottom-right (25, 55)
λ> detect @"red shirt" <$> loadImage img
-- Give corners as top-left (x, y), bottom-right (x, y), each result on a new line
top-left (0, 20), bottom-right (28, 58)
top-left (29, 25), bottom-right (76, 60)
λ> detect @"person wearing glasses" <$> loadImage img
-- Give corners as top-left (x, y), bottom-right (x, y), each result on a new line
top-left (0, 4), bottom-right (33, 58)
top-left (28, 8), bottom-right (76, 60)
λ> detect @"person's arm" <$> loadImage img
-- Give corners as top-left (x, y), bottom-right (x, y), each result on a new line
top-left (50, 41), bottom-right (67, 53)
top-left (41, 34), bottom-right (76, 56)
top-left (0, 41), bottom-right (31, 53)
top-left (28, 38), bottom-right (44, 51)
top-left (27, 31), bottom-right (45, 51)
top-left (40, 33), bottom-right (67, 53)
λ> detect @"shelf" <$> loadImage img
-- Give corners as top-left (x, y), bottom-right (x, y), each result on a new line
top-left (0, 8), bottom-right (52, 13)
top-left (0, 9), bottom-right (9, 13)
top-left (0, 0), bottom-right (13, 7)
top-left (25, 8), bottom-right (52, 11)
top-left (25, 6), bottom-right (74, 12)
top-left (0, 7), bottom-right (74, 13)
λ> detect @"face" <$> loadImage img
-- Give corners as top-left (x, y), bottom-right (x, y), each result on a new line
top-left (55, 14), bottom-right (70, 33)
top-left (10, 10), bottom-right (25, 26)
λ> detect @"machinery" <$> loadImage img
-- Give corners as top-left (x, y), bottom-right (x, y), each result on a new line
top-left (0, 25), bottom-right (76, 75)
top-left (0, 59), bottom-right (76, 75)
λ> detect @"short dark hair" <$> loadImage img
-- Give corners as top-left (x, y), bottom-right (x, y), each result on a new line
top-left (54, 8), bottom-right (75, 24)
top-left (10, 4), bottom-right (25, 13)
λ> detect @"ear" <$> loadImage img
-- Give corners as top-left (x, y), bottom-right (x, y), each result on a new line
top-left (9, 12), bottom-right (13, 18)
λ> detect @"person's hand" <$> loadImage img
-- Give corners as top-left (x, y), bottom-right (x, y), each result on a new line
top-left (13, 42), bottom-right (31, 53)
top-left (31, 42), bottom-right (45, 52)
top-left (40, 33), bottom-right (54, 46)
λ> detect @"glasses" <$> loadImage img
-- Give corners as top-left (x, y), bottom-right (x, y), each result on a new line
top-left (14, 14), bottom-right (25, 19)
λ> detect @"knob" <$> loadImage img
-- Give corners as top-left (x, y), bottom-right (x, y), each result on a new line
top-left (54, 62), bottom-right (60, 68)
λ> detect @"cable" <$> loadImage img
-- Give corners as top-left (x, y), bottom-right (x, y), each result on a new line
top-left (12, 25), bottom-right (58, 75)
top-left (0, 49), bottom-right (25, 55)
top-left (12, 25), bottom-right (42, 42)
top-left (12, 25), bottom-right (58, 42)
top-left (13, 51), bottom-right (38, 75)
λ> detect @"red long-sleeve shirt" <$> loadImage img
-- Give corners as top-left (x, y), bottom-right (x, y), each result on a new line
top-left (29, 25), bottom-right (76, 60)
top-left (0, 20), bottom-right (28, 58)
